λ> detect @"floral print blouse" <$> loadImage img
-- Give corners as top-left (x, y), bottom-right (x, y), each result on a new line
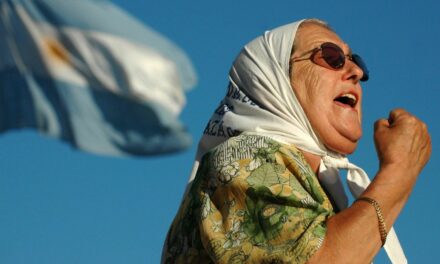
top-left (162, 134), bottom-right (335, 263)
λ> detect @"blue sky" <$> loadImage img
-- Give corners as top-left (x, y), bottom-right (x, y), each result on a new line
top-left (1, 0), bottom-right (439, 263)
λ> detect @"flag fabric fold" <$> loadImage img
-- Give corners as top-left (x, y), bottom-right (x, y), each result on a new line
top-left (0, 0), bottom-right (197, 156)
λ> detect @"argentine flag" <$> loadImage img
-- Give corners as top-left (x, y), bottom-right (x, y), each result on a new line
top-left (0, 0), bottom-right (197, 156)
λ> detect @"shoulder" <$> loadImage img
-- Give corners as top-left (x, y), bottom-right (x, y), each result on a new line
top-left (202, 133), bottom-right (327, 204)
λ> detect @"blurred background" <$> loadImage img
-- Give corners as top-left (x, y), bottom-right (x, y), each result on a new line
top-left (0, 0), bottom-right (439, 263)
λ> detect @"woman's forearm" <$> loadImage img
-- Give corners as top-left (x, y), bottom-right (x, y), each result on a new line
top-left (308, 165), bottom-right (414, 263)
top-left (308, 109), bottom-right (431, 263)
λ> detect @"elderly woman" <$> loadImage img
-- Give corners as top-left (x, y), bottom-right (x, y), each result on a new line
top-left (162, 19), bottom-right (431, 263)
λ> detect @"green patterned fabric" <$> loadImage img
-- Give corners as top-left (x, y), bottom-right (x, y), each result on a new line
top-left (163, 134), bottom-right (335, 263)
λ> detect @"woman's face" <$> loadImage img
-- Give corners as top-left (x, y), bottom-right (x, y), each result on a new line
top-left (290, 23), bottom-right (364, 155)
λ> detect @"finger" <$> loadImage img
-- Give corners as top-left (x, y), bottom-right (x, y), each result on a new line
top-left (421, 133), bottom-right (432, 156)
top-left (374, 118), bottom-right (389, 130)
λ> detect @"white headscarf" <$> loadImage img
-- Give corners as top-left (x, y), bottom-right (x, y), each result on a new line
top-left (189, 19), bottom-right (406, 264)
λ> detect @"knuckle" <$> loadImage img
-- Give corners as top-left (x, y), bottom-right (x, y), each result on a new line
top-left (405, 115), bottom-right (418, 124)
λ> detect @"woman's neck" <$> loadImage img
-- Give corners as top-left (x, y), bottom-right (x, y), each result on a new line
top-left (301, 151), bottom-right (321, 174)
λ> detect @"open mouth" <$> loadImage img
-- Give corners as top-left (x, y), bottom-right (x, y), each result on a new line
top-left (334, 93), bottom-right (357, 108)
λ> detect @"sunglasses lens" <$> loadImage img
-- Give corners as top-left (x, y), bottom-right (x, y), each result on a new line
top-left (321, 43), bottom-right (345, 69)
top-left (352, 54), bottom-right (369, 81)
top-left (307, 42), bottom-right (370, 82)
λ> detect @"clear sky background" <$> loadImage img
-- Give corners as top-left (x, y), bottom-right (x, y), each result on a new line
top-left (1, 0), bottom-right (439, 263)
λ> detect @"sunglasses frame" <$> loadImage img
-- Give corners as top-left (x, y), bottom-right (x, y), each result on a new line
top-left (291, 42), bottom-right (369, 82)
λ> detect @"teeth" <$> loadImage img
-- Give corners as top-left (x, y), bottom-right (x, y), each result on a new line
top-left (342, 93), bottom-right (357, 103)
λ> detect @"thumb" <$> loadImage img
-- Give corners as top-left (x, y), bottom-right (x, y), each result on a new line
top-left (388, 108), bottom-right (407, 126)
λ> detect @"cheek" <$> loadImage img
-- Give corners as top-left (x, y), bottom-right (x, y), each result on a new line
top-left (304, 71), bottom-right (321, 99)
top-left (292, 64), bottom-right (320, 104)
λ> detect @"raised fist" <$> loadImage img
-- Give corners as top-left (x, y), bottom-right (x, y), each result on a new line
top-left (374, 108), bottom-right (431, 179)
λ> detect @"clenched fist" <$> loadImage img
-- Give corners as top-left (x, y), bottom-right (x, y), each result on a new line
top-left (374, 108), bottom-right (431, 181)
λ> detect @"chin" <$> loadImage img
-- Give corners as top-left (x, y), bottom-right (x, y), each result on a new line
top-left (314, 120), bottom-right (362, 155)
top-left (336, 128), bottom-right (362, 155)
top-left (328, 140), bottom-right (358, 155)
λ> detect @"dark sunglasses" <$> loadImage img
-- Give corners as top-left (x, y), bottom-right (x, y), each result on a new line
top-left (291, 42), bottom-right (369, 82)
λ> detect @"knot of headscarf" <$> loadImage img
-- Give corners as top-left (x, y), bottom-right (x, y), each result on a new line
top-left (320, 155), bottom-right (371, 210)
top-left (189, 19), bottom-right (407, 264)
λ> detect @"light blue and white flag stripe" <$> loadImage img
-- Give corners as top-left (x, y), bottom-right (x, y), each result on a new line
top-left (0, 0), bottom-right (197, 156)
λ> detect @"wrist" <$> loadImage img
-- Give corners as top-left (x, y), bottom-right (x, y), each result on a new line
top-left (376, 163), bottom-right (417, 186)
top-left (355, 197), bottom-right (388, 246)
top-left (360, 166), bottom-right (415, 222)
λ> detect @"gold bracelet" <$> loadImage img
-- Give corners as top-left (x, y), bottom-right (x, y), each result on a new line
top-left (356, 197), bottom-right (388, 247)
